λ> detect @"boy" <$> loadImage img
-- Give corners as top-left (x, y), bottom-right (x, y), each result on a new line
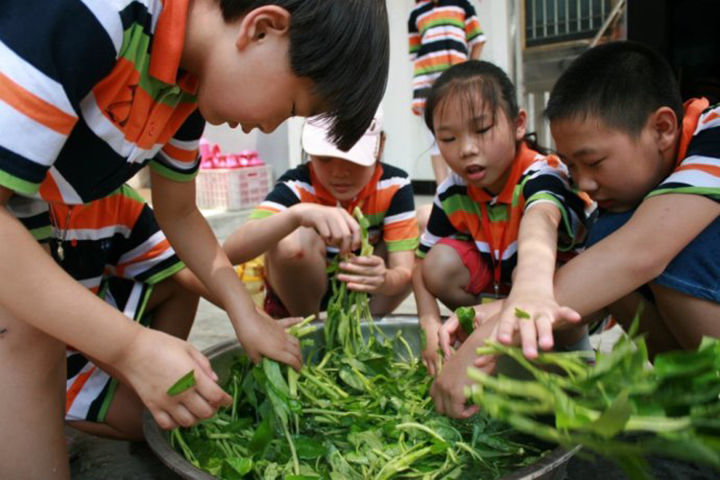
top-left (497, 41), bottom-right (720, 355)
top-left (224, 109), bottom-right (419, 317)
top-left (408, 0), bottom-right (486, 186)
top-left (19, 184), bottom-right (223, 441)
top-left (462, 42), bottom-right (720, 413)
top-left (0, 0), bottom-right (389, 477)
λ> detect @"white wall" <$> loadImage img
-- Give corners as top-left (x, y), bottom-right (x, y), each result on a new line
top-left (203, 0), bottom-right (513, 182)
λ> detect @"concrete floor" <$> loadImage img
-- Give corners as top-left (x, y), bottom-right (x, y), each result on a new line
top-left (68, 203), bottom-right (718, 479)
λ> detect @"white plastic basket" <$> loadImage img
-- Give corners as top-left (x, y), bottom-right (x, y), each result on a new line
top-left (196, 165), bottom-right (273, 211)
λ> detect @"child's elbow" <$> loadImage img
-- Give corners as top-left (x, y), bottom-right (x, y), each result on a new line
top-left (627, 248), bottom-right (669, 284)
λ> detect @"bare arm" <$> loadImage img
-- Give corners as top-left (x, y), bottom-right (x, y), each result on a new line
top-left (0, 186), bottom-right (231, 428)
top-left (381, 250), bottom-right (414, 296)
top-left (224, 212), bottom-right (301, 265)
top-left (0, 187), bottom-right (138, 362)
top-left (495, 202), bottom-right (581, 356)
top-left (224, 203), bottom-right (361, 265)
top-left (470, 42), bottom-right (484, 60)
top-left (412, 257), bottom-right (446, 374)
top-left (554, 194), bottom-right (720, 318)
top-left (150, 171), bottom-right (302, 370)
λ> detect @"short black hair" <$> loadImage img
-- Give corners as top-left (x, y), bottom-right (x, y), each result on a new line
top-left (545, 41), bottom-right (684, 137)
top-left (423, 60), bottom-right (519, 134)
top-left (217, 0), bottom-right (389, 151)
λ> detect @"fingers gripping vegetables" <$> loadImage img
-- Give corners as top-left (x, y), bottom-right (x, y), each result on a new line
top-left (170, 208), bottom-right (547, 479)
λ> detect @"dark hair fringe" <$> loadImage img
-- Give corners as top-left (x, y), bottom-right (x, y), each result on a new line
top-left (423, 60), bottom-right (519, 135)
top-left (218, 0), bottom-right (389, 151)
top-left (545, 41), bottom-right (684, 136)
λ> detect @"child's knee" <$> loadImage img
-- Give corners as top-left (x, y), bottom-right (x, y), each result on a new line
top-left (422, 246), bottom-right (467, 295)
top-left (269, 231), bottom-right (324, 268)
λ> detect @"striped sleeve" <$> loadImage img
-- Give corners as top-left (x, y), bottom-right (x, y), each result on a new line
top-left (647, 105), bottom-right (720, 203)
top-left (408, 9), bottom-right (421, 61)
top-left (248, 167), bottom-right (307, 220)
top-left (150, 110), bottom-right (204, 182)
top-left (520, 156), bottom-right (589, 251)
top-left (0, 0), bottom-right (119, 195)
top-left (110, 187), bottom-right (184, 285)
top-left (417, 184), bottom-right (461, 258)
top-left (383, 176), bottom-right (419, 252)
top-left (462, 0), bottom-right (486, 46)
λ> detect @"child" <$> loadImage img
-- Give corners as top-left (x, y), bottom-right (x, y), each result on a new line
top-left (408, 0), bottom-right (486, 186)
top-left (0, 0), bottom-right (389, 477)
top-left (224, 109), bottom-right (419, 318)
top-left (491, 41), bottom-right (720, 358)
top-left (412, 60), bottom-right (588, 387)
top-left (17, 184), bottom-right (229, 441)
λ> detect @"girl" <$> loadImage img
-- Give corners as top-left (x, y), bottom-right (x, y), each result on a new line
top-left (224, 109), bottom-right (419, 318)
top-left (411, 61), bottom-right (589, 416)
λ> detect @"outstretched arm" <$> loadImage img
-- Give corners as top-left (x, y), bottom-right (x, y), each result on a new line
top-left (554, 193), bottom-right (719, 318)
top-left (495, 203), bottom-right (580, 357)
top-left (224, 204), bottom-right (361, 265)
top-left (150, 171), bottom-right (302, 370)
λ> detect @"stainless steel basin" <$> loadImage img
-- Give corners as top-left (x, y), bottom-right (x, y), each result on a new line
top-left (144, 315), bottom-right (579, 479)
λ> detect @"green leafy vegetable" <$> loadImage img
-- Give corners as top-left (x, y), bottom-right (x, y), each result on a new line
top-left (167, 370), bottom-right (196, 396)
top-left (466, 317), bottom-right (720, 479)
top-left (170, 208), bottom-right (548, 479)
top-left (455, 306), bottom-right (476, 335)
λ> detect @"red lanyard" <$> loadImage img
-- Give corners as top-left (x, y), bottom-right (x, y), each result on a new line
top-left (479, 202), bottom-right (510, 296)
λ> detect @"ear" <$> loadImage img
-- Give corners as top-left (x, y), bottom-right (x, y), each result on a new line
top-left (514, 109), bottom-right (528, 141)
top-left (650, 106), bottom-right (679, 155)
top-left (235, 6), bottom-right (291, 51)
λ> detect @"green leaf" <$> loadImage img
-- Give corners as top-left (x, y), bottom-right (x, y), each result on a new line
top-left (221, 457), bottom-right (253, 479)
top-left (167, 370), bottom-right (196, 396)
top-left (455, 306), bottom-right (476, 334)
top-left (248, 415), bottom-right (274, 458)
top-left (586, 391), bottom-right (633, 438)
top-left (293, 436), bottom-right (326, 460)
top-left (514, 307), bottom-right (531, 320)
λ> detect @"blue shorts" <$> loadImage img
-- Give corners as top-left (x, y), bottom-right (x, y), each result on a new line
top-left (587, 210), bottom-right (720, 303)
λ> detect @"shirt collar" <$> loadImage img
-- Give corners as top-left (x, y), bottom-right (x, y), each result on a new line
top-left (148, 0), bottom-right (199, 93)
top-left (677, 98), bottom-right (710, 164)
top-left (309, 163), bottom-right (384, 212)
top-left (467, 143), bottom-right (539, 205)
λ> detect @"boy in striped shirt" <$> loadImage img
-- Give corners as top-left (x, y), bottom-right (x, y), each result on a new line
top-left (408, 0), bottom-right (486, 185)
top-left (0, 0), bottom-right (389, 476)
top-left (493, 41), bottom-right (720, 364)
top-left (224, 109), bottom-right (419, 318)
top-left (16, 184), bottom-right (219, 440)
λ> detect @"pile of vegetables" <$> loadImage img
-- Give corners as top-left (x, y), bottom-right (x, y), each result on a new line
top-left (466, 320), bottom-right (720, 479)
top-left (170, 209), bottom-right (548, 479)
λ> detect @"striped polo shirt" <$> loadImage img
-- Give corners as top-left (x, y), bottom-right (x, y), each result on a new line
top-left (408, 0), bottom-right (486, 115)
top-left (648, 98), bottom-right (720, 203)
top-left (418, 144), bottom-right (588, 291)
top-left (45, 185), bottom-right (183, 293)
top-left (0, 0), bottom-right (203, 206)
top-left (250, 162), bottom-right (419, 253)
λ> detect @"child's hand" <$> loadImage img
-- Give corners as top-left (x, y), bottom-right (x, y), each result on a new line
top-left (431, 323), bottom-right (499, 419)
top-left (292, 204), bottom-right (361, 255)
top-left (419, 317), bottom-right (443, 376)
top-left (496, 293), bottom-right (581, 359)
top-left (233, 309), bottom-right (303, 371)
top-left (117, 328), bottom-right (232, 430)
top-left (337, 255), bottom-right (387, 294)
top-left (438, 301), bottom-right (504, 359)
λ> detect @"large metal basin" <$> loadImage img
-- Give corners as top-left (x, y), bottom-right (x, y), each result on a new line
top-left (144, 315), bottom-right (579, 479)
